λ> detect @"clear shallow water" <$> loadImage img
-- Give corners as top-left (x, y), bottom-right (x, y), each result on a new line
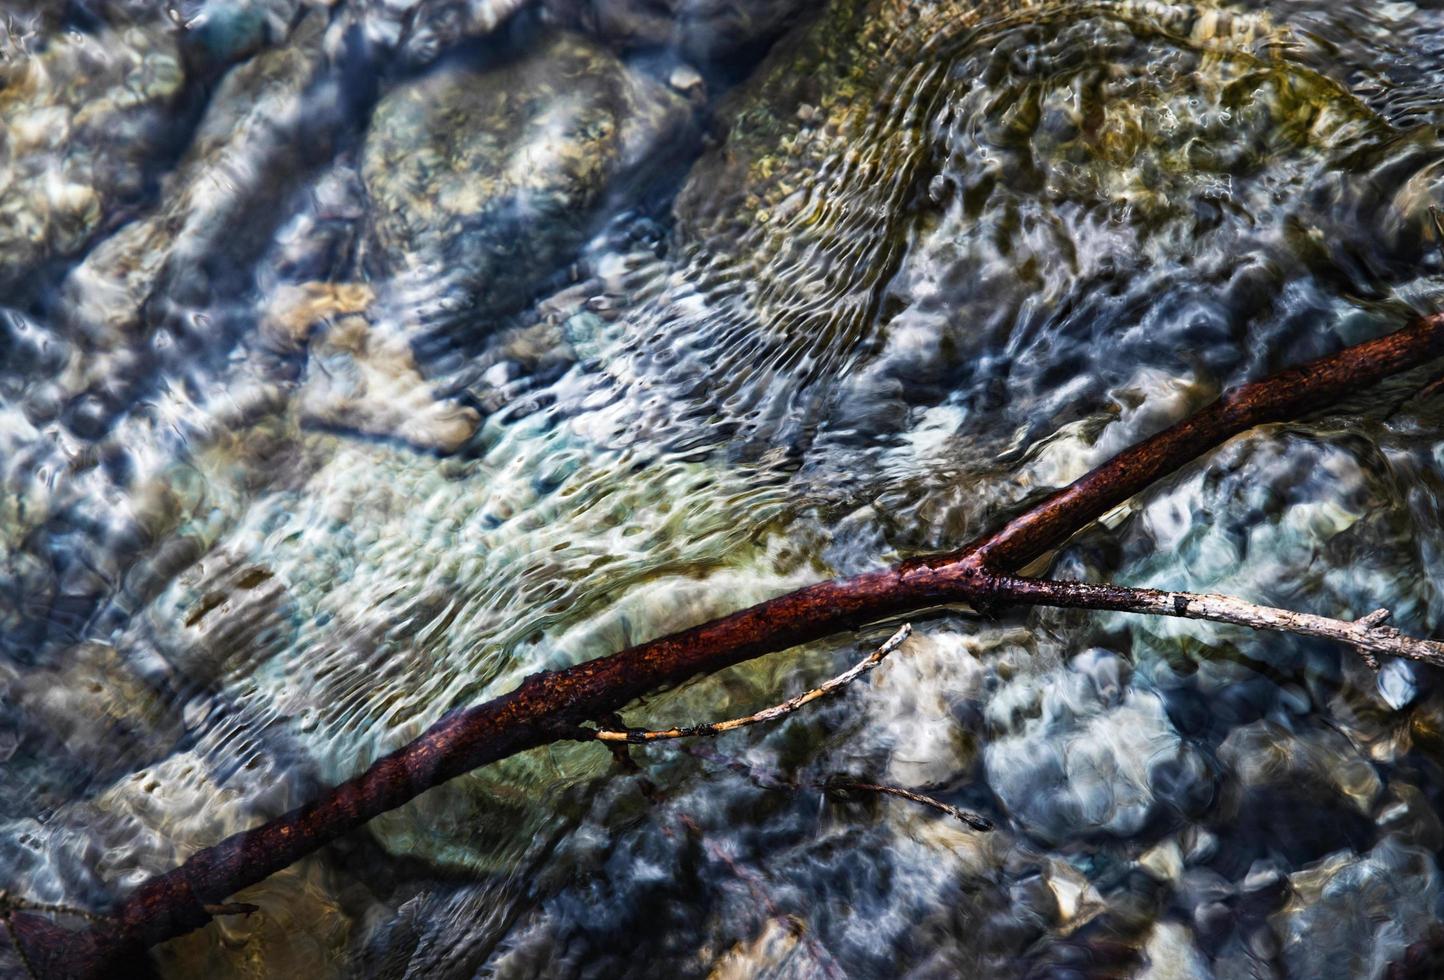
top-left (2, 0), bottom-right (1444, 976)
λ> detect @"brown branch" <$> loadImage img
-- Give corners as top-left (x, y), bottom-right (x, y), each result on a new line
top-left (984, 577), bottom-right (1444, 669)
top-left (15, 313), bottom-right (1444, 977)
top-left (956, 313), bottom-right (1444, 572)
top-left (592, 625), bottom-right (912, 742)
top-left (824, 781), bottom-right (993, 832)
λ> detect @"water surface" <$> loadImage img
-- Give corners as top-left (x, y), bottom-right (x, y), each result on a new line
top-left (3, 0), bottom-right (1444, 976)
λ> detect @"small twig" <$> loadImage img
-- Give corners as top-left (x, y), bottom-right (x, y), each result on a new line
top-left (0, 890), bottom-right (110, 980)
top-left (989, 577), bottom-right (1444, 671)
top-left (2, 916), bottom-right (38, 980)
top-left (592, 625), bottom-right (912, 743)
top-left (825, 780), bottom-right (994, 831)
top-left (0, 890), bottom-right (107, 925)
top-left (676, 814), bottom-right (846, 979)
top-left (1356, 608), bottom-right (1393, 629)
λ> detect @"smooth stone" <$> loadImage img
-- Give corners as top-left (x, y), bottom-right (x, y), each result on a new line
top-left (61, 12), bottom-right (345, 357)
top-left (1276, 841), bottom-right (1441, 980)
top-left (328, 0), bottom-right (530, 67)
top-left (361, 31), bottom-right (695, 326)
top-left (984, 657), bottom-right (1209, 843)
top-left (543, 0), bottom-right (804, 63)
top-left (0, 18), bottom-right (186, 295)
top-left (1137, 921), bottom-right (1211, 979)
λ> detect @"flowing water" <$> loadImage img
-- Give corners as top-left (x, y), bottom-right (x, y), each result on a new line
top-left (3, 0), bottom-right (1444, 976)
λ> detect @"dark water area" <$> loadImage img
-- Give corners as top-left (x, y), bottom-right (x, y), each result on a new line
top-left (3, 0), bottom-right (1444, 976)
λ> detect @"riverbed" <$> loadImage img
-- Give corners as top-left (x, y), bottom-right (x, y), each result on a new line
top-left (3, 1), bottom-right (1444, 976)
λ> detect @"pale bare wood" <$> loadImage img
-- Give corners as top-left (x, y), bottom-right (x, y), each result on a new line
top-left (989, 576), bottom-right (1444, 669)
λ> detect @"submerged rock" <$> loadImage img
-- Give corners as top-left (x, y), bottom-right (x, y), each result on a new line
top-left (329, 0), bottom-right (531, 67)
top-left (1136, 920), bottom-right (1211, 980)
top-left (361, 30), bottom-right (696, 329)
top-left (282, 284), bottom-right (483, 453)
top-left (60, 13), bottom-right (347, 358)
top-left (984, 650), bottom-right (1213, 843)
top-left (0, 639), bottom-right (184, 820)
top-left (177, 0), bottom-right (306, 66)
top-left (647, 0), bottom-right (1438, 487)
top-left (1275, 841), bottom-right (1441, 980)
top-left (0, 17), bottom-right (187, 296)
top-left (0, 16), bottom-right (366, 668)
top-left (1210, 720), bottom-right (1381, 875)
top-left (620, 0), bottom-right (1304, 453)
top-left (543, 0), bottom-right (805, 63)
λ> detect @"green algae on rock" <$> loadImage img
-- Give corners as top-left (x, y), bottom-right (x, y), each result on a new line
top-left (658, 0), bottom-right (1439, 533)
top-left (662, 1), bottom-right (1294, 407)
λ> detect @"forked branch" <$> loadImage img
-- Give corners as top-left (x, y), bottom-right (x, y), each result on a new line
top-left (12, 313), bottom-right (1444, 978)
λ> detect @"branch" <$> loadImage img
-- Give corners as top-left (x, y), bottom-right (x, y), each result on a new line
top-left (591, 625), bottom-right (912, 742)
top-left (824, 780), bottom-right (993, 832)
top-left (17, 314), bottom-right (1444, 977)
top-left (958, 313), bottom-right (1444, 572)
top-left (985, 576), bottom-right (1444, 670)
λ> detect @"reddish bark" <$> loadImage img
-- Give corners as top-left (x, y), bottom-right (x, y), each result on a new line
top-left (12, 312), bottom-right (1444, 977)
top-left (959, 312), bottom-right (1444, 571)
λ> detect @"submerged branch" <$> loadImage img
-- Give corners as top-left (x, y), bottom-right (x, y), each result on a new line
top-left (958, 312), bottom-right (1444, 572)
top-left (16, 313), bottom-right (1444, 977)
top-left (824, 780), bottom-right (993, 832)
top-left (592, 625), bottom-right (912, 743)
top-left (986, 577), bottom-right (1444, 669)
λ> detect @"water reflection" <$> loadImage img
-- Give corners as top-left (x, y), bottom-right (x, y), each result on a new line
top-left (3, 0), bottom-right (1444, 976)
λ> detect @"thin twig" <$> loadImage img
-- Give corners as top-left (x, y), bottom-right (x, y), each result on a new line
top-left (0, 891), bottom-right (109, 980)
top-left (988, 576), bottom-right (1444, 670)
top-left (2, 916), bottom-right (38, 980)
top-left (0, 891), bottom-right (107, 925)
top-left (825, 780), bottom-right (993, 831)
top-left (677, 814), bottom-right (846, 980)
top-left (592, 625), bottom-right (912, 743)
